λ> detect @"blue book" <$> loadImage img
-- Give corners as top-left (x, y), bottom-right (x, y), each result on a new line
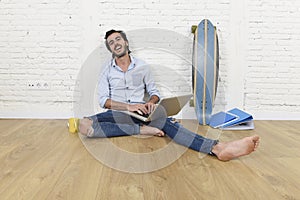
top-left (209, 111), bottom-right (237, 128)
top-left (209, 108), bottom-right (254, 130)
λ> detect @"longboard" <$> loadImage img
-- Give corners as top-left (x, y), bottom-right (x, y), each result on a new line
top-left (192, 19), bottom-right (219, 125)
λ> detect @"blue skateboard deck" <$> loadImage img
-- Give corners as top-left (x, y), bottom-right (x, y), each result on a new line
top-left (192, 19), bottom-right (219, 125)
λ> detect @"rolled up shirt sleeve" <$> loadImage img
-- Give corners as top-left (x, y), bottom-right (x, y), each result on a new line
top-left (143, 65), bottom-right (160, 100)
top-left (98, 65), bottom-right (110, 108)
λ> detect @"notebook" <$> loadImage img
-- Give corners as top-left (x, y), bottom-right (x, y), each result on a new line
top-left (123, 94), bottom-right (193, 122)
top-left (209, 111), bottom-right (237, 128)
top-left (209, 108), bottom-right (254, 130)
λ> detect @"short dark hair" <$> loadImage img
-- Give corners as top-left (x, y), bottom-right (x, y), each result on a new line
top-left (104, 29), bottom-right (131, 54)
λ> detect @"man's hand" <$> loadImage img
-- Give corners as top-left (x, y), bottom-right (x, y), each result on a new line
top-left (105, 97), bottom-right (159, 115)
top-left (105, 99), bottom-right (148, 114)
top-left (127, 104), bottom-right (148, 115)
top-left (145, 102), bottom-right (156, 114)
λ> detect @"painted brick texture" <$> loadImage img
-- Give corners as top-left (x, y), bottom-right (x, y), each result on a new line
top-left (0, 0), bottom-right (81, 118)
top-left (245, 0), bottom-right (300, 118)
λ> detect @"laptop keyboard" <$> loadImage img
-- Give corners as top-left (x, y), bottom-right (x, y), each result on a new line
top-left (133, 111), bottom-right (150, 118)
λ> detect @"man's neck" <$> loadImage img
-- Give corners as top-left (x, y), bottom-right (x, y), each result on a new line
top-left (115, 54), bottom-right (131, 72)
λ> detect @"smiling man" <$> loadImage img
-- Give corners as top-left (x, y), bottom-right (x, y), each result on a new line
top-left (105, 30), bottom-right (130, 58)
top-left (102, 30), bottom-right (159, 115)
top-left (78, 29), bottom-right (260, 161)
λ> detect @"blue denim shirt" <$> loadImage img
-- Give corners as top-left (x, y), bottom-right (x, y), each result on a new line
top-left (98, 55), bottom-right (160, 108)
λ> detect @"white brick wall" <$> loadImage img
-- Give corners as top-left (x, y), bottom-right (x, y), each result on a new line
top-left (0, 0), bottom-right (299, 119)
top-left (0, 0), bottom-right (81, 118)
top-left (245, 0), bottom-right (300, 119)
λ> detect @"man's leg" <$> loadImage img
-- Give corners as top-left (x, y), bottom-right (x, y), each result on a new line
top-left (211, 135), bottom-right (260, 161)
top-left (93, 110), bottom-right (164, 136)
top-left (79, 117), bottom-right (140, 138)
top-left (150, 118), bottom-right (218, 153)
top-left (79, 110), bottom-right (164, 137)
top-left (93, 110), bottom-right (137, 124)
top-left (150, 117), bottom-right (260, 161)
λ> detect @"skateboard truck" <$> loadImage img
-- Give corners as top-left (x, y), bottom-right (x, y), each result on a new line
top-left (191, 25), bottom-right (197, 34)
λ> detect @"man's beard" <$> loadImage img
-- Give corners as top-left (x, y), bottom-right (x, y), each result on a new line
top-left (113, 45), bottom-right (128, 58)
top-left (113, 50), bottom-right (127, 58)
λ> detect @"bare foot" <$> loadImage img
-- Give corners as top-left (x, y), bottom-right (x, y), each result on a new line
top-left (79, 118), bottom-right (93, 136)
top-left (140, 125), bottom-right (165, 137)
top-left (212, 135), bottom-right (260, 161)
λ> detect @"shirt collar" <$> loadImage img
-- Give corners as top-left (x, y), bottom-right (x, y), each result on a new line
top-left (112, 55), bottom-right (136, 71)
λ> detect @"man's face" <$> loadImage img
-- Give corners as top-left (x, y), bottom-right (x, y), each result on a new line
top-left (106, 32), bottom-right (128, 58)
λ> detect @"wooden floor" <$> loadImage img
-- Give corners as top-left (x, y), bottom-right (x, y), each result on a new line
top-left (0, 119), bottom-right (299, 200)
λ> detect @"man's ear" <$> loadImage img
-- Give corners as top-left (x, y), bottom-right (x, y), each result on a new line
top-left (125, 41), bottom-right (130, 52)
top-left (105, 41), bottom-right (112, 52)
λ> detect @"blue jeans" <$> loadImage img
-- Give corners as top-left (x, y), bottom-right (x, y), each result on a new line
top-left (88, 110), bottom-right (218, 154)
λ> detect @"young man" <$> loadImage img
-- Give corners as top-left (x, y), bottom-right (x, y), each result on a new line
top-left (79, 29), bottom-right (260, 161)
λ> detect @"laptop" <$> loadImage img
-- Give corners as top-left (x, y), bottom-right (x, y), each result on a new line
top-left (123, 94), bottom-right (193, 122)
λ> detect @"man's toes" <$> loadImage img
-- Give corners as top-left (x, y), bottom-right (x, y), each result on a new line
top-left (158, 131), bottom-right (164, 137)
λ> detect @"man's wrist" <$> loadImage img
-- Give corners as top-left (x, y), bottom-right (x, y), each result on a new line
top-left (149, 95), bottom-right (159, 104)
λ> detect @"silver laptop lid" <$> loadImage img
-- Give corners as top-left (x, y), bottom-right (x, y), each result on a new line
top-left (157, 94), bottom-right (193, 116)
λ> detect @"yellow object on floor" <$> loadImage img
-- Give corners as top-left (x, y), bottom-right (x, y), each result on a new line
top-left (68, 118), bottom-right (79, 133)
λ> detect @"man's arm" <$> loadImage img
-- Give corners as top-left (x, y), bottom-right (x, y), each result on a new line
top-left (147, 95), bottom-right (160, 104)
top-left (104, 99), bottom-right (129, 110)
top-left (98, 65), bottom-right (111, 108)
top-left (143, 64), bottom-right (160, 113)
top-left (145, 95), bottom-right (160, 113)
top-left (104, 99), bottom-right (150, 114)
